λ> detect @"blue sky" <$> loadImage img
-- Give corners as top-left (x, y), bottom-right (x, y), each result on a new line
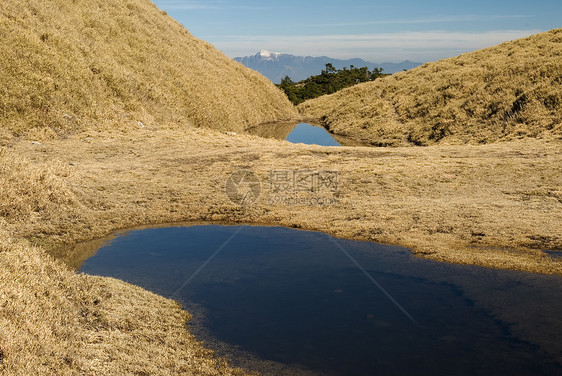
top-left (152, 0), bottom-right (562, 62)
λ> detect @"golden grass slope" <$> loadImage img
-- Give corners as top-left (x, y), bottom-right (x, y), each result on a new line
top-left (299, 29), bottom-right (562, 146)
top-left (0, 0), bottom-right (297, 142)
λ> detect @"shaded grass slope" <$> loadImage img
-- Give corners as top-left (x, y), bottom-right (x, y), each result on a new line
top-left (299, 29), bottom-right (562, 146)
top-left (0, 0), bottom-right (297, 142)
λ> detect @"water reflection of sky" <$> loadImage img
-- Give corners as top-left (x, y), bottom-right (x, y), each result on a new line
top-left (286, 123), bottom-right (341, 146)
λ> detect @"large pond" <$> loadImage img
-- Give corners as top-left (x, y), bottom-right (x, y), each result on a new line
top-left (79, 225), bottom-right (562, 375)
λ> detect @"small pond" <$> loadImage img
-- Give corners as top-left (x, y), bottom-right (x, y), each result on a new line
top-left (286, 123), bottom-right (341, 146)
top-left (79, 225), bottom-right (562, 375)
top-left (247, 122), bottom-right (363, 147)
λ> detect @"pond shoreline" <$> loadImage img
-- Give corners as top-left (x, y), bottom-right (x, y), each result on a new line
top-left (14, 128), bottom-right (560, 275)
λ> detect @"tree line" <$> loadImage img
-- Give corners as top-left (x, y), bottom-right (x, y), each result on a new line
top-left (277, 63), bottom-right (388, 105)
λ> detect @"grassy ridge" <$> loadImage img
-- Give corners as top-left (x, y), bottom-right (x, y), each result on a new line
top-left (0, 0), bottom-right (297, 142)
top-left (299, 29), bottom-right (562, 146)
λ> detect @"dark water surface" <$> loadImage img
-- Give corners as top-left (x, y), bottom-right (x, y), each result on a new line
top-left (79, 225), bottom-right (562, 375)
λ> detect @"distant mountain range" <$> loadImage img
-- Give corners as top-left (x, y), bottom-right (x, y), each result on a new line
top-left (234, 50), bottom-right (423, 83)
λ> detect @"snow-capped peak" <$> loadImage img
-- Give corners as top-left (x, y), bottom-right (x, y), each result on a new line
top-left (258, 49), bottom-right (281, 60)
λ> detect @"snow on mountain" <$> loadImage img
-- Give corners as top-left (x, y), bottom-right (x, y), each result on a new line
top-left (259, 49), bottom-right (281, 60)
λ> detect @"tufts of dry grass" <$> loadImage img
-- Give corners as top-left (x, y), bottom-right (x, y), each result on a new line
top-left (0, 149), bottom-right (79, 231)
top-left (299, 29), bottom-right (562, 146)
top-left (0, 232), bottom-right (247, 375)
top-left (0, 0), bottom-right (297, 142)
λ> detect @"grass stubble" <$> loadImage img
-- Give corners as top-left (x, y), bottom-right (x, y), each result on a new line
top-left (0, 0), bottom-right (561, 374)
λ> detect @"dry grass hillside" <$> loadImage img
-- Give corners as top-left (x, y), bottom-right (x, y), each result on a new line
top-left (0, 0), bottom-right (297, 143)
top-left (299, 29), bottom-right (562, 146)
